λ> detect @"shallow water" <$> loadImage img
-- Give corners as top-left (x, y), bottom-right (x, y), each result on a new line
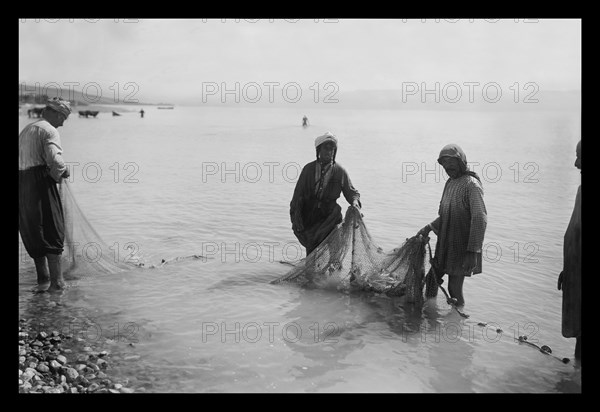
top-left (18, 104), bottom-right (582, 392)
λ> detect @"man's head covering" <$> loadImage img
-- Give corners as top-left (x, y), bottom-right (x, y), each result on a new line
top-left (315, 131), bottom-right (338, 148)
top-left (45, 97), bottom-right (72, 118)
top-left (437, 143), bottom-right (481, 182)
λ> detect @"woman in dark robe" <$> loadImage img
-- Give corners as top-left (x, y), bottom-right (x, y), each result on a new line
top-left (290, 132), bottom-right (361, 255)
top-left (558, 140), bottom-right (581, 361)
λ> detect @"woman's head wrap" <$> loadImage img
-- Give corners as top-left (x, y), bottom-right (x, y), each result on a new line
top-left (315, 131), bottom-right (338, 148)
top-left (437, 143), bottom-right (481, 183)
top-left (315, 131), bottom-right (338, 163)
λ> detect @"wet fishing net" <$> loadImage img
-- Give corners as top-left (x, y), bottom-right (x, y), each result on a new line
top-left (271, 206), bottom-right (429, 303)
top-left (58, 180), bottom-right (208, 280)
top-left (60, 181), bottom-right (136, 277)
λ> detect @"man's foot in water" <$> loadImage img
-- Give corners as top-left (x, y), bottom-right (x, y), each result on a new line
top-left (47, 281), bottom-right (66, 292)
top-left (33, 275), bottom-right (51, 294)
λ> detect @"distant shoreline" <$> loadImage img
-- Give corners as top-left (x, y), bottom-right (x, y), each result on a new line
top-left (18, 103), bottom-right (160, 114)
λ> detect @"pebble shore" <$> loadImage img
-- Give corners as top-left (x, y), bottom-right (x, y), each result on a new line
top-left (18, 318), bottom-right (136, 394)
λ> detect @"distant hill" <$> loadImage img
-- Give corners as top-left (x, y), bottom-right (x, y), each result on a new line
top-left (18, 82), bottom-right (154, 107)
top-left (174, 87), bottom-right (581, 111)
top-left (329, 88), bottom-right (581, 111)
top-left (20, 82), bottom-right (579, 112)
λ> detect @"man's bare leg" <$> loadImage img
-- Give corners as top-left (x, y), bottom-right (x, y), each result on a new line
top-left (47, 253), bottom-right (65, 292)
top-left (33, 256), bottom-right (50, 285)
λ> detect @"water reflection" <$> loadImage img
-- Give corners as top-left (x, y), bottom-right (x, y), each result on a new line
top-left (554, 363), bottom-right (582, 393)
top-left (371, 295), bottom-right (476, 393)
top-left (279, 288), bottom-right (368, 391)
top-left (279, 286), bottom-right (447, 392)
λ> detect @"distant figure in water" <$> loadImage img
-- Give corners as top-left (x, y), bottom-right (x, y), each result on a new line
top-left (302, 115), bottom-right (309, 127)
top-left (140, 109), bottom-right (145, 118)
top-left (558, 140), bottom-right (581, 362)
top-left (19, 97), bottom-right (72, 292)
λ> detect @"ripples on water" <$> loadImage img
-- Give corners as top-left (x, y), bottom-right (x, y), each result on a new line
top-left (18, 106), bottom-right (581, 392)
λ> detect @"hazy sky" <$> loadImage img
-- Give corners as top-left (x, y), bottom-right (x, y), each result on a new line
top-left (18, 18), bottom-right (581, 104)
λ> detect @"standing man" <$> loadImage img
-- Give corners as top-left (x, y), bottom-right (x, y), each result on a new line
top-left (558, 140), bottom-right (581, 361)
top-left (290, 132), bottom-right (361, 256)
top-left (19, 97), bottom-right (72, 292)
top-left (416, 143), bottom-right (487, 306)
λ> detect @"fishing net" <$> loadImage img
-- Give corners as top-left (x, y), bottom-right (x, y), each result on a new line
top-left (58, 180), bottom-right (208, 280)
top-left (271, 206), bottom-right (429, 303)
top-left (60, 180), bottom-right (136, 277)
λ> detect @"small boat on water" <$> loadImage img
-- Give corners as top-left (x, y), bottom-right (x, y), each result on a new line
top-left (157, 106), bottom-right (174, 110)
top-left (112, 111), bottom-right (121, 116)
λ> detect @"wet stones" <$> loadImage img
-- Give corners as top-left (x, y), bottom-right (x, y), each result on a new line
top-left (18, 319), bottom-right (135, 394)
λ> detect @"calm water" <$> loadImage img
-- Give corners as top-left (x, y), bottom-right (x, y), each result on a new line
top-left (18, 104), bottom-right (582, 393)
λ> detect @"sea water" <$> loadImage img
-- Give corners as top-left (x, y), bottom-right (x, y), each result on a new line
top-left (18, 104), bottom-right (582, 393)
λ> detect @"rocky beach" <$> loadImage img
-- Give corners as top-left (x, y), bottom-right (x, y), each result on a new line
top-left (18, 318), bottom-right (137, 394)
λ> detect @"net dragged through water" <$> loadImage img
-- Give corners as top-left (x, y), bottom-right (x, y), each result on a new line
top-left (59, 181), bottom-right (209, 280)
top-left (272, 206), bottom-right (428, 302)
top-left (60, 181), bottom-right (136, 277)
